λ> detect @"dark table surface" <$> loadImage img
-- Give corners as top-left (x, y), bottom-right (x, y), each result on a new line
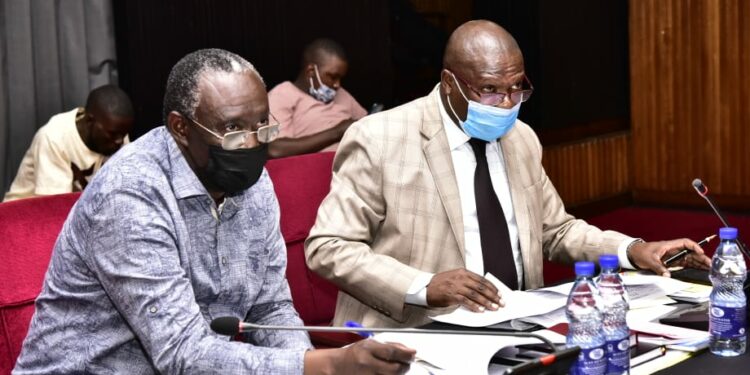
top-left (655, 347), bottom-right (750, 374)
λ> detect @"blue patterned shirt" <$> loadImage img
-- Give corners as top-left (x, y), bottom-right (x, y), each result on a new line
top-left (14, 127), bottom-right (312, 374)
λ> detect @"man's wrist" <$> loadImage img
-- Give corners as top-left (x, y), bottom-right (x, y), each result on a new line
top-left (626, 239), bottom-right (645, 269)
top-left (303, 349), bottom-right (336, 375)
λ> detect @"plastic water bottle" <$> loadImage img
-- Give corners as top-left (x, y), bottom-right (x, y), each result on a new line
top-left (567, 261), bottom-right (606, 375)
top-left (597, 254), bottom-right (630, 374)
top-left (709, 227), bottom-right (747, 356)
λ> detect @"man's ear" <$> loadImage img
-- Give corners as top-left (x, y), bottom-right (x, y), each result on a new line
top-left (167, 111), bottom-right (189, 147)
top-left (440, 69), bottom-right (454, 95)
top-left (305, 64), bottom-right (316, 77)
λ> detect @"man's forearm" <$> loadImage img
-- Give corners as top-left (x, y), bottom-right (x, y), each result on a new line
top-left (268, 127), bottom-right (344, 159)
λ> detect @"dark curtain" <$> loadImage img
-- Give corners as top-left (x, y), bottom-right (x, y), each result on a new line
top-left (0, 0), bottom-right (118, 192)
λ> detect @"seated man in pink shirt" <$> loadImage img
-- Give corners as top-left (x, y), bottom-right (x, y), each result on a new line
top-left (268, 38), bottom-right (367, 158)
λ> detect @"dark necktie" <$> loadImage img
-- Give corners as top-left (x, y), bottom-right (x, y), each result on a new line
top-left (468, 139), bottom-right (518, 290)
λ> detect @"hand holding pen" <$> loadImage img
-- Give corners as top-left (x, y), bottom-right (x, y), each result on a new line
top-left (664, 234), bottom-right (717, 267)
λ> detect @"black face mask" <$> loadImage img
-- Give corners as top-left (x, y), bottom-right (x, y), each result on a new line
top-left (204, 143), bottom-right (268, 194)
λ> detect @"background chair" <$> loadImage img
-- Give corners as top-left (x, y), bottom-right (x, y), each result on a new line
top-left (0, 193), bottom-right (80, 375)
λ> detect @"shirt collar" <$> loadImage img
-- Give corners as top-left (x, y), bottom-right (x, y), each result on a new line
top-left (164, 127), bottom-right (211, 200)
top-left (438, 93), bottom-right (470, 151)
top-left (164, 128), bottom-right (249, 213)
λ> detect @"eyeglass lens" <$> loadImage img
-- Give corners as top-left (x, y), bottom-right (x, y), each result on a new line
top-left (222, 132), bottom-right (249, 150)
top-left (257, 125), bottom-right (279, 143)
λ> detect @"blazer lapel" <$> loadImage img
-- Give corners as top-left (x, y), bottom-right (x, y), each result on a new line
top-left (421, 87), bottom-right (466, 261)
top-left (500, 126), bottom-right (532, 285)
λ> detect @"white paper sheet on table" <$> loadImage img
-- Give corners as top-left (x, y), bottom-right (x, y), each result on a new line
top-left (521, 302), bottom-right (680, 329)
top-left (539, 273), bottom-right (689, 296)
top-left (430, 274), bottom-right (567, 327)
top-left (374, 329), bottom-right (566, 375)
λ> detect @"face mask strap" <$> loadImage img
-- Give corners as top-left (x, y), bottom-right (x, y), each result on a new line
top-left (445, 90), bottom-right (464, 126)
top-left (314, 64), bottom-right (325, 85)
top-left (449, 72), bottom-right (471, 103)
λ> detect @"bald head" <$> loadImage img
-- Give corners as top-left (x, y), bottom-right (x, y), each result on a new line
top-left (443, 20), bottom-right (521, 73)
top-left (440, 20), bottom-right (528, 124)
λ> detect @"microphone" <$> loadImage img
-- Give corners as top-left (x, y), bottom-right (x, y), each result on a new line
top-left (210, 316), bottom-right (557, 351)
top-left (692, 178), bottom-right (750, 260)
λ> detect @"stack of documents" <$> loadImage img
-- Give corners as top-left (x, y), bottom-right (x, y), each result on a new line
top-left (408, 272), bottom-right (711, 374)
top-left (431, 273), bottom-right (710, 334)
top-left (430, 274), bottom-right (567, 327)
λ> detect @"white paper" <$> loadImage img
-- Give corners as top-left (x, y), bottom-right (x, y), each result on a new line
top-left (519, 306), bottom-right (567, 328)
top-left (376, 329), bottom-right (566, 375)
top-left (628, 320), bottom-right (709, 339)
top-left (627, 304), bottom-right (679, 324)
top-left (629, 295), bottom-right (677, 309)
top-left (430, 274), bottom-right (567, 327)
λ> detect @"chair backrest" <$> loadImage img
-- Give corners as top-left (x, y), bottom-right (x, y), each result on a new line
top-left (266, 152), bottom-right (339, 326)
top-left (0, 193), bottom-right (81, 375)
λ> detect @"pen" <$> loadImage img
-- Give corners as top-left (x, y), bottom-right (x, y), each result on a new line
top-left (664, 234), bottom-right (717, 266)
top-left (346, 321), bottom-right (442, 372)
top-left (344, 321), bottom-right (373, 338)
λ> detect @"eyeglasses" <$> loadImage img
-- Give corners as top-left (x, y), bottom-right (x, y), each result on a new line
top-left (184, 113), bottom-right (281, 150)
top-left (450, 70), bottom-right (534, 106)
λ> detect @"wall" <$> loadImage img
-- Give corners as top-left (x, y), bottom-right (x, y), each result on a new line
top-left (630, 0), bottom-right (750, 210)
top-left (543, 133), bottom-right (631, 209)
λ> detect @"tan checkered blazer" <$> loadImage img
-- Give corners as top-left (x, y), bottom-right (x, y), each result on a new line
top-left (305, 85), bottom-right (629, 328)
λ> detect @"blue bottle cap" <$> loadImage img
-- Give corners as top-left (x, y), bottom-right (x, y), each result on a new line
top-left (575, 261), bottom-right (595, 277)
top-left (719, 227), bottom-right (738, 240)
top-left (599, 254), bottom-right (619, 269)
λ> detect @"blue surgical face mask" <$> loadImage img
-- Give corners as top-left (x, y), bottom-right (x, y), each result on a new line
top-left (445, 73), bottom-right (521, 142)
top-left (309, 64), bottom-right (337, 104)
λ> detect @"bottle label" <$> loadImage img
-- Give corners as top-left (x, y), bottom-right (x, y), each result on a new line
top-left (605, 338), bottom-right (630, 374)
top-left (709, 304), bottom-right (747, 339)
top-left (570, 346), bottom-right (607, 375)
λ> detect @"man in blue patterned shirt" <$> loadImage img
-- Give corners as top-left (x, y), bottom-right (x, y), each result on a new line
top-left (13, 49), bottom-right (415, 374)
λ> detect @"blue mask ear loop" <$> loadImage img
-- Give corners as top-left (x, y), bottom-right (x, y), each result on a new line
top-left (444, 72), bottom-right (470, 131)
top-left (309, 64), bottom-right (324, 91)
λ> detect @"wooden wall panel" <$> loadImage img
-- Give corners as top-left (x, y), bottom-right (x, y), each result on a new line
top-left (542, 132), bottom-right (631, 207)
top-left (630, 0), bottom-right (750, 209)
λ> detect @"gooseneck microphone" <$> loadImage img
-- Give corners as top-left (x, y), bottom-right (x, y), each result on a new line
top-left (692, 178), bottom-right (750, 260)
top-left (210, 316), bottom-right (557, 351)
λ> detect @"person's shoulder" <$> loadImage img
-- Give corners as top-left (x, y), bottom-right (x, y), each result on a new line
top-left (36, 108), bottom-right (80, 140)
top-left (513, 119), bottom-right (537, 137)
top-left (268, 81), bottom-right (304, 107)
top-left (507, 119), bottom-right (543, 154)
top-left (89, 128), bottom-right (173, 195)
top-left (333, 86), bottom-right (356, 101)
top-left (268, 81), bottom-right (300, 97)
top-left (348, 94), bottom-right (432, 141)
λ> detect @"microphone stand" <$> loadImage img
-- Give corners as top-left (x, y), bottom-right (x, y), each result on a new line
top-left (213, 317), bottom-right (580, 374)
top-left (693, 179), bottom-right (750, 261)
top-left (237, 321), bottom-right (557, 352)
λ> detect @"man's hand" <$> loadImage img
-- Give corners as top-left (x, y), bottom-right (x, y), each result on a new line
top-left (628, 238), bottom-right (712, 277)
top-left (426, 269), bottom-right (503, 312)
top-left (305, 340), bottom-right (415, 375)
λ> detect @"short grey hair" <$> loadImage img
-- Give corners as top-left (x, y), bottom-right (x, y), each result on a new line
top-left (162, 48), bottom-right (264, 124)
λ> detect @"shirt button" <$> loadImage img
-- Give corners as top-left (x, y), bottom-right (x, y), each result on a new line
top-left (149, 306), bottom-right (158, 313)
top-left (221, 257), bottom-right (228, 265)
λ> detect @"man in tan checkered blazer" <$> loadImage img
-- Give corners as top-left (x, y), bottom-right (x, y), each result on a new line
top-left (305, 20), bottom-right (711, 328)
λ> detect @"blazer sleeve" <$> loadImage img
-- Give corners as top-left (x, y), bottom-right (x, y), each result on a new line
top-left (530, 135), bottom-right (629, 264)
top-left (304, 120), bottom-right (425, 321)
